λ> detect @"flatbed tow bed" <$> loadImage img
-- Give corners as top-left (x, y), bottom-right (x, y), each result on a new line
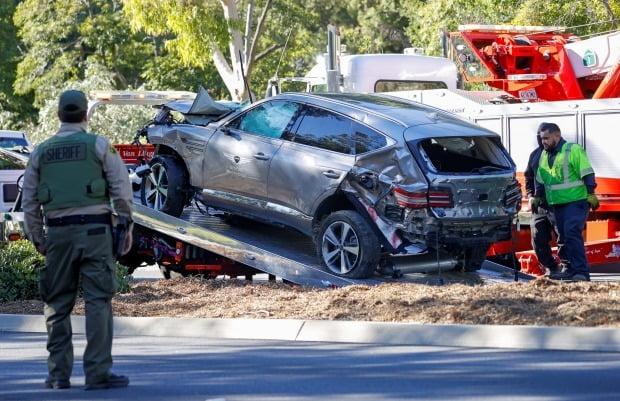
top-left (129, 202), bottom-right (535, 287)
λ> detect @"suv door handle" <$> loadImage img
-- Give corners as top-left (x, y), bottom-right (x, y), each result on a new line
top-left (322, 170), bottom-right (341, 179)
top-left (253, 152), bottom-right (270, 161)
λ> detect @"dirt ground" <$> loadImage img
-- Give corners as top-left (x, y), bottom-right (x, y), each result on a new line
top-left (1, 276), bottom-right (619, 328)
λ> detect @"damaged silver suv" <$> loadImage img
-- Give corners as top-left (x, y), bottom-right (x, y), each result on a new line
top-left (140, 91), bottom-right (520, 278)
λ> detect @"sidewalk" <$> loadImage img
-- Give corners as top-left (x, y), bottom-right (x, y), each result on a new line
top-left (2, 313), bottom-right (620, 352)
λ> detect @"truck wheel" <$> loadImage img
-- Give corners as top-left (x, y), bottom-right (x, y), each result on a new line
top-left (159, 264), bottom-right (172, 279)
top-left (159, 264), bottom-right (186, 279)
top-left (316, 210), bottom-right (380, 279)
top-left (460, 245), bottom-right (491, 272)
top-left (141, 155), bottom-right (189, 217)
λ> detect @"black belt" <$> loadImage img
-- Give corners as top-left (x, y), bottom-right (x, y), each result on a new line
top-left (46, 214), bottom-right (111, 227)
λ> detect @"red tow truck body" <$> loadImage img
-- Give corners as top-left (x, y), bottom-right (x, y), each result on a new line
top-left (445, 25), bottom-right (620, 274)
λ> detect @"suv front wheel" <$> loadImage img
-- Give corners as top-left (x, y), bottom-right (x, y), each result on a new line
top-left (316, 210), bottom-right (380, 279)
top-left (141, 155), bottom-right (189, 217)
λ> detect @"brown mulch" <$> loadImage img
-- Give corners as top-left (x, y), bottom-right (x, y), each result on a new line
top-left (2, 277), bottom-right (619, 328)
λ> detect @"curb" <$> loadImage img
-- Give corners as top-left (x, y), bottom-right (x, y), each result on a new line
top-left (2, 314), bottom-right (620, 352)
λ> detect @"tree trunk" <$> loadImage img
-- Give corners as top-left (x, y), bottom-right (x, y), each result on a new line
top-left (217, 0), bottom-right (249, 101)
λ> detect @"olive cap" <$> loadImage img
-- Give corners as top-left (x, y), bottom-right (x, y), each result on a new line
top-left (58, 90), bottom-right (87, 113)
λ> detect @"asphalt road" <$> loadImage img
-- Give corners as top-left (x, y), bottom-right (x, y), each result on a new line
top-left (2, 264), bottom-right (618, 401)
top-left (2, 331), bottom-right (620, 401)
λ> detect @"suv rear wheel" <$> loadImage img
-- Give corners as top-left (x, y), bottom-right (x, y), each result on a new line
top-left (316, 210), bottom-right (380, 279)
top-left (141, 155), bottom-right (189, 217)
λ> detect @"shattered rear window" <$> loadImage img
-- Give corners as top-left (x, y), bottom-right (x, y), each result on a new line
top-left (416, 136), bottom-right (512, 174)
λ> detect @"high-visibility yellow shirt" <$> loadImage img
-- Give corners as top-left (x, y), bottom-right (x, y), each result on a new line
top-left (536, 142), bottom-right (594, 205)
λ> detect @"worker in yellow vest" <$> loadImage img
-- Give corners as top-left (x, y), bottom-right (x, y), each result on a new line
top-left (533, 123), bottom-right (599, 281)
top-left (525, 122), bottom-right (562, 275)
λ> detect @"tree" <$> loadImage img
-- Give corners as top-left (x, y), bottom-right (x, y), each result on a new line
top-left (13, 0), bottom-right (154, 108)
top-left (12, 0), bottom-right (223, 143)
top-left (402, 0), bottom-right (520, 56)
top-left (511, 0), bottom-right (620, 36)
top-left (122, 0), bottom-right (323, 101)
top-left (335, 0), bottom-right (411, 54)
top-left (0, 0), bottom-right (36, 130)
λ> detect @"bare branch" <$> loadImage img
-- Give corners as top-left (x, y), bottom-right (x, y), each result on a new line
top-left (244, 1), bottom-right (254, 63)
top-left (253, 43), bottom-right (283, 63)
top-left (246, 0), bottom-right (272, 76)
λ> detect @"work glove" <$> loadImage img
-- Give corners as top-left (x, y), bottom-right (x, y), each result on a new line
top-left (587, 193), bottom-right (600, 211)
top-left (529, 197), bottom-right (541, 214)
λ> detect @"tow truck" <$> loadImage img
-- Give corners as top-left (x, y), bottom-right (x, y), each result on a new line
top-left (268, 23), bottom-right (620, 276)
top-left (5, 25), bottom-right (619, 283)
top-left (388, 25), bottom-right (620, 275)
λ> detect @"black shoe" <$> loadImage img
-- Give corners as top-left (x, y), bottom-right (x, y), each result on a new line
top-left (558, 263), bottom-right (572, 273)
top-left (545, 265), bottom-right (561, 276)
top-left (45, 378), bottom-right (71, 389)
top-left (550, 271), bottom-right (590, 282)
top-left (85, 373), bottom-right (129, 391)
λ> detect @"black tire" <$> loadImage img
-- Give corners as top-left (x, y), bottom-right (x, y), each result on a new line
top-left (460, 245), bottom-right (491, 272)
top-left (159, 264), bottom-right (186, 279)
top-left (159, 264), bottom-right (172, 279)
top-left (140, 155), bottom-right (189, 217)
top-left (316, 210), bottom-right (381, 279)
top-left (117, 252), bottom-right (154, 275)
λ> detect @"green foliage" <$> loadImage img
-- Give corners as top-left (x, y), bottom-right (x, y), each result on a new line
top-left (14, 0), bottom-right (149, 107)
top-left (403, 0), bottom-right (519, 56)
top-left (511, 0), bottom-right (620, 37)
top-left (0, 239), bottom-right (132, 302)
top-left (336, 0), bottom-right (411, 54)
top-left (0, 0), bottom-right (37, 130)
top-left (115, 262), bottom-right (132, 294)
top-left (0, 240), bottom-right (44, 302)
top-left (10, 0), bottom-right (226, 144)
top-left (123, 0), bottom-right (229, 68)
top-left (29, 62), bottom-right (157, 145)
top-left (122, 0), bottom-right (331, 100)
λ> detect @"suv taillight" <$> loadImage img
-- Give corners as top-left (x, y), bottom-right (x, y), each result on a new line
top-left (428, 190), bottom-right (454, 208)
top-left (393, 186), bottom-right (454, 209)
top-left (504, 181), bottom-right (521, 208)
top-left (393, 187), bottom-right (426, 208)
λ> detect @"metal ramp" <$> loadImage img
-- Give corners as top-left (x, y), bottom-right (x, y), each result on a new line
top-left (132, 203), bottom-right (371, 287)
top-left (132, 203), bottom-right (534, 287)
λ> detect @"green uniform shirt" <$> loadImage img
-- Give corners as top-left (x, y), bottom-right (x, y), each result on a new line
top-left (37, 132), bottom-right (109, 212)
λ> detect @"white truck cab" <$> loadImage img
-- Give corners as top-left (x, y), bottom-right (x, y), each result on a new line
top-left (266, 25), bottom-right (458, 97)
top-left (268, 52), bottom-right (458, 96)
top-left (306, 53), bottom-right (458, 93)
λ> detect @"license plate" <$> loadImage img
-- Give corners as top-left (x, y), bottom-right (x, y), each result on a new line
top-left (518, 88), bottom-right (538, 100)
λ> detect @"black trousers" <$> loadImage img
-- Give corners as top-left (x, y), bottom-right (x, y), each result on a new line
top-left (530, 206), bottom-right (563, 269)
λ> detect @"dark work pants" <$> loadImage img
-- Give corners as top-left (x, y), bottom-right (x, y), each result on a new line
top-left (552, 199), bottom-right (591, 277)
top-left (39, 222), bottom-right (117, 384)
top-left (530, 206), bottom-right (560, 269)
